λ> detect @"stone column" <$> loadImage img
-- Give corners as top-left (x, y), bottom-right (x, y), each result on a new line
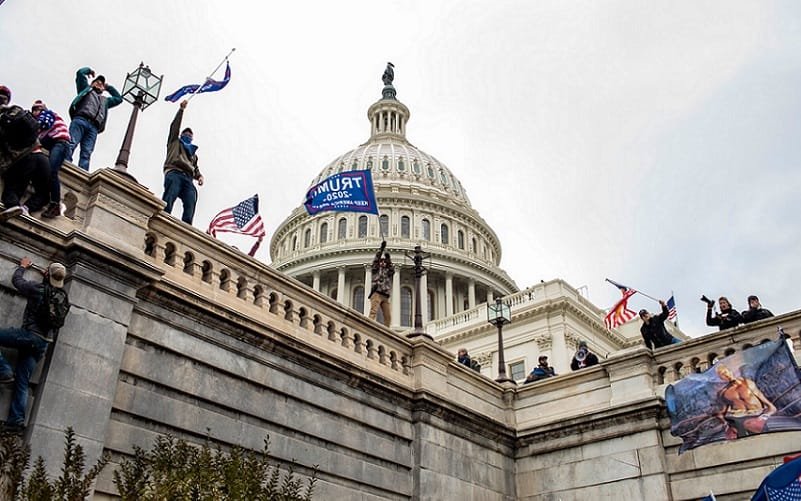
top-left (445, 273), bottom-right (454, 317)
top-left (420, 272), bottom-right (429, 322)
top-left (487, 290), bottom-right (494, 304)
top-left (468, 279), bottom-right (476, 309)
top-left (551, 325), bottom-right (569, 375)
top-left (363, 265), bottom-right (372, 314)
top-left (336, 267), bottom-right (346, 305)
top-left (312, 271), bottom-right (321, 292)
top-left (391, 267), bottom-right (401, 328)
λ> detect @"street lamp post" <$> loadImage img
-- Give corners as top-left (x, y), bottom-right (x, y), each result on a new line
top-left (113, 62), bottom-right (163, 182)
top-left (487, 297), bottom-right (515, 384)
top-left (406, 245), bottom-right (432, 341)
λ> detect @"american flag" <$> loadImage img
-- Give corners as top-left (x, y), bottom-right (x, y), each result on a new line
top-left (752, 455), bottom-right (801, 501)
top-left (667, 295), bottom-right (678, 322)
top-left (207, 195), bottom-right (266, 256)
top-left (604, 279), bottom-right (638, 330)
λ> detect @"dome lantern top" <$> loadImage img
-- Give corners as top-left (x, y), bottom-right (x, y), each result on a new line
top-left (368, 63), bottom-right (410, 142)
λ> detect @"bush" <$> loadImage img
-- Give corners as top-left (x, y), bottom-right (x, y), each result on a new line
top-left (0, 429), bottom-right (317, 501)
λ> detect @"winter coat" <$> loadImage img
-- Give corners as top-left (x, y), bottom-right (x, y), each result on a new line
top-left (706, 307), bottom-right (743, 331)
top-left (163, 108), bottom-right (202, 179)
top-left (68, 67), bottom-right (122, 133)
top-left (640, 304), bottom-right (675, 349)
top-left (12, 266), bottom-right (56, 340)
top-left (742, 307), bottom-right (773, 324)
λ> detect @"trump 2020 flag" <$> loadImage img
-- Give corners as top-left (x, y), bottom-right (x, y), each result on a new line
top-left (751, 455), bottom-right (801, 501)
top-left (207, 194), bottom-right (266, 257)
top-left (666, 337), bottom-right (801, 454)
top-left (165, 62), bottom-right (232, 102)
top-left (304, 169), bottom-right (378, 216)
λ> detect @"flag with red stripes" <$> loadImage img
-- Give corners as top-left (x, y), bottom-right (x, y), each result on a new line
top-left (207, 195), bottom-right (266, 256)
top-left (604, 279), bottom-right (638, 329)
top-left (667, 295), bottom-right (678, 322)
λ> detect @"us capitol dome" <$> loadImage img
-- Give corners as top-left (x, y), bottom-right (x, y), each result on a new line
top-left (269, 65), bottom-right (518, 329)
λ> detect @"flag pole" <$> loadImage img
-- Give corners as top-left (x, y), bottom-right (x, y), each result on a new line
top-left (186, 47), bottom-right (236, 102)
top-left (604, 278), bottom-right (661, 303)
top-left (671, 289), bottom-right (679, 328)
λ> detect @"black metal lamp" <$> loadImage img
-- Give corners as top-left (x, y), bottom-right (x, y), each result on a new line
top-left (487, 297), bottom-right (515, 384)
top-left (113, 63), bottom-right (163, 180)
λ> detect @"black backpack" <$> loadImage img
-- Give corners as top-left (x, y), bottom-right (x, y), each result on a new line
top-left (0, 105), bottom-right (39, 150)
top-left (37, 282), bottom-right (71, 330)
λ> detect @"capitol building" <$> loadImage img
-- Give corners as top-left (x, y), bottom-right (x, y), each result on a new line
top-left (269, 68), bottom-right (655, 376)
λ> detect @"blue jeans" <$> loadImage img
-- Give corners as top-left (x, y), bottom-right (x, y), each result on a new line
top-left (162, 170), bottom-right (198, 224)
top-left (67, 116), bottom-right (98, 171)
top-left (0, 327), bottom-right (48, 426)
top-left (46, 140), bottom-right (69, 203)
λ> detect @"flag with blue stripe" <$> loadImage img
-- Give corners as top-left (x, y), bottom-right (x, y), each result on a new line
top-left (165, 62), bottom-right (232, 102)
top-left (304, 170), bottom-right (379, 215)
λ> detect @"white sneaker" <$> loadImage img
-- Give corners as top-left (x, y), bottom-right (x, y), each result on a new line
top-left (20, 205), bottom-right (29, 217)
top-left (0, 206), bottom-right (23, 222)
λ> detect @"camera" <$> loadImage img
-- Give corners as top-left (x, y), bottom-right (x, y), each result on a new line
top-left (700, 295), bottom-right (714, 307)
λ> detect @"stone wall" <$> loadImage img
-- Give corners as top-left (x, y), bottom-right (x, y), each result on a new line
top-left (1, 163), bottom-right (800, 500)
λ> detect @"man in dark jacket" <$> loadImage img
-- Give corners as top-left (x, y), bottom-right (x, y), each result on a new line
top-left (457, 348), bottom-right (481, 372)
top-left (67, 67), bottom-right (122, 170)
top-left (640, 300), bottom-right (681, 349)
top-left (742, 295), bottom-right (773, 324)
top-left (524, 355), bottom-right (556, 383)
top-left (162, 100), bottom-right (204, 224)
top-left (705, 296), bottom-right (743, 331)
top-left (570, 340), bottom-right (600, 370)
top-left (0, 257), bottom-right (67, 434)
top-left (368, 240), bottom-right (394, 327)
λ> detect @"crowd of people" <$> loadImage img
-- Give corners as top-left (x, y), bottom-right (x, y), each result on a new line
top-left (0, 66), bottom-right (204, 225)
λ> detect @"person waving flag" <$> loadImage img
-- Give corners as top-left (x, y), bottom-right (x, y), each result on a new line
top-left (165, 49), bottom-right (235, 102)
top-left (603, 279), bottom-right (638, 330)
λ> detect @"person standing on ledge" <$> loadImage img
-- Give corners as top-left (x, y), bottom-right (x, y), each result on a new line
top-left (741, 295), bottom-right (773, 324)
top-left (368, 240), bottom-right (394, 327)
top-left (639, 300), bottom-right (681, 349)
top-left (162, 99), bottom-right (204, 224)
top-left (0, 257), bottom-right (69, 434)
top-left (67, 67), bottom-right (122, 170)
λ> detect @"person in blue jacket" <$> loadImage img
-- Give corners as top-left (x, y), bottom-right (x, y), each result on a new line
top-left (66, 67), bottom-right (122, 170)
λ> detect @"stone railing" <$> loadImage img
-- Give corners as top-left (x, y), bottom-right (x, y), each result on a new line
top-left (652, 311), bottom-right (801, 387)
top-left (426, 279), bottom-right (604, 338)
top-left (1, 161), bottom-right (414, 384)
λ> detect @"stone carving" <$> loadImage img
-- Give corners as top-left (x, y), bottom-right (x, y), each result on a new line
top-left (382, 62), bottom-right (395, 85)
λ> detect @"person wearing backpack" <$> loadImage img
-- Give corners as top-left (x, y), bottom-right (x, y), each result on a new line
top-left (0, 257), bottom-right (69, 434)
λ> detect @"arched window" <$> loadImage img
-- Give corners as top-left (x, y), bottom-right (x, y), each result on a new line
top-left (381, 157), bottom-right (390, 171)
top-left (422, 219), bottom-right (430, 241)
top-left (338, 163), bottom-right (345, 172)
top-left (338, 218), bottom-right (347, 239)
top-left (440, 171), bottom-right (449, 186)
top-left (427, 290), bottom-right (435, 321)
top-left (400, 287), bottom-right (413, 327)
top-left (401, 216), bottom-right (410, 238)
top-left (471, 237), bottom-right (477, 253)
top-left (352, 286), bottom-right (365, 314)
top-left (366, 158), bottom-right (373, 170)
top-left (351, 160), bottom-right (359, 170)
top-left (320, 222), bottom-right (328, 244)
top-left (292, 235), bottom-right (297, 251)
top-left (426, 164), bottom-right (434, 178)
top-left (379, 214), bottom-right (389, 237)
top-left (440, 224), bottom-right (449, 245)
top-left (329, 287), bottom-right (337, 300)
top-left (304, 228), bottom-right (311, 248)
top-left (397, 158), bottom-right (405, 172)
top-left (412, 160), bottom-right (421, 175)
top-left (358, 215), bottom-right (368, 238)
top-left (457, 230), bottom-right (465, 250)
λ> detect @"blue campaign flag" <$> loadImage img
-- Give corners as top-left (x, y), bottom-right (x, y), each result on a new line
top-left (751, 456), bottom-right (801, 501)
top-left (164, 62), bottom-right (232, 102)
top-left (304, 170), bottom-right (378, 216)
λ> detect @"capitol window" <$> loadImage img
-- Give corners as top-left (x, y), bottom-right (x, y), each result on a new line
top-left (381, 157), bottom-right (390, 171)
top-left (379, 214), bottom-right (389, 237)
top-left (422, 219), bottom-right (431, 241)
top-left (292, 235), bottom-right (297, 251)
top-left (440, 224), bottom-right (449, 245)
top-left (358, 216), bottom-right (368, 238)
top-left (400, 287), bottom-right (413, 327)
top-left (351, 160), bottom-right (359, 170)
top-left (509, 361), bottom-right (526, 381)
top-left (440, 171), bottom-right (449, 186)
top-left (471, 237), bottom-right (477, 253)
top-left (304, 228), bottom-right (311, 248)
top-left (338, 218), bottom-right (347, 239)
top-left (338, 163), bottom-right (345, 173)
top-left (366, 158), bottom-right (373, 170)
top-left (397, 158), bottom-right (405, 172)
top-left (320, 222), bottom-right (328, 244)
top-left (412, 160), bottom-right (421, 175)
top-left (401, 216), bottom-right (410, 238)
top-left (457, 230), bottom-right (464, 250)
top-left (352, 286), bottom-right (365, 314)
top-left (427, 290), bottom-right (435, 321)
top-left (426, 164), bottom-right (434, 178)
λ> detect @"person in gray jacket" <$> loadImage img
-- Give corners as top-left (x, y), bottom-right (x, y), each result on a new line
top-left (66, 67), bottom-right (122, 170)
top-left (162, 99), bottom-right (204, 224)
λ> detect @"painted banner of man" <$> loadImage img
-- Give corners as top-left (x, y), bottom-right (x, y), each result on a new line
top-left (666, 337), bottom-right (801, 453)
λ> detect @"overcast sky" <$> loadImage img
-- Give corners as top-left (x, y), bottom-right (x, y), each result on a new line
top-left (2, 1), bottom-right (799, 337)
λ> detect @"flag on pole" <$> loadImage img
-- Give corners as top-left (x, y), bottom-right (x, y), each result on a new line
top-left (165, 62), bottom-right (232, 102)
top-left (603, 279), bottom-right (638, 330)
top-left (304, 169), bottom-right (378, 215)
top-left (751, 455), bottom-right (801, 500)
top-left (667, 295), bottom-right (678, 322)
top-left (207, 195), bottom-right (266, 257)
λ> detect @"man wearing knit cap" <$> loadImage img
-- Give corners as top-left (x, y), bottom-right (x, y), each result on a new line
top-left (742, 295), bottom-right (773, 324)
top-left (32, 100), bottom-right (71, 218)
top-left (0, 85), bottom-right (11, 107)
top-left (66, 66), bottom-right (122, 170)
top-left (0, 257), bottom-right (69, 434)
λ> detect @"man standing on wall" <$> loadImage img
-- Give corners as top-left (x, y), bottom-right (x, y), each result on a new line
top-left (67, 67), bottom-right (122, 170)
top-left (0, 257), bottom-right (69, 434)
top-left (162, 99), bottom-right (204, 224)
top-left (368, 240), bottom-right (394, 327)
